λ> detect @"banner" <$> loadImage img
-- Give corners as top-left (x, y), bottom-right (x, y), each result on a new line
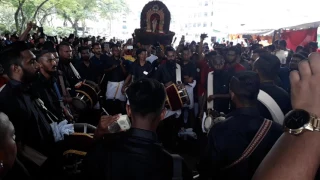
top-left (281, 28), bottom-right (318, 50)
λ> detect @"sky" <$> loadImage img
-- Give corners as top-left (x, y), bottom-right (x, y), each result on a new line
top-left (125, 0), bottom-right (320, 32)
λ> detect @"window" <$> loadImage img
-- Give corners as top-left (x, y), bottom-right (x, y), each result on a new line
top-left (198, 12), bottom-right (202, 17)
top-left (211, 11), bottom-right (214, 16)
top-left (203, 22), bottom-right (207, 27)
top-left (197, 23), bottom-right (201, 27)
top-left (194, 13), bottom-right (197, 18)
top-left (204, 1), bottom-right (208, 6)
top-left (211, 22), bottom-right (213, 27)
top-left (122, 25), bottom-right (127, 29)
top-left (193, 23), bottom-right (196, 27)
top-left (204, 12), bottom-right (208, 17)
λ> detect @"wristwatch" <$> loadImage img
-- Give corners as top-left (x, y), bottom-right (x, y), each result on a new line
top-left (283, 109), bottom-right (320, 135)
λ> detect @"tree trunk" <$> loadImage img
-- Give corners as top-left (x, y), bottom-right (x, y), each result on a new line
top-left (14, 0), bottom-right (26, 34)
top-left (73, 19), bottom-right (79, 36)
top-left (64, 13), bottom-right (77, 36)
top-left (32, 0), bottom-right (50, 20)
top-left (82, 20), bottom-right (86, 37)
top-left (19, 7), bottom-right (26, 34)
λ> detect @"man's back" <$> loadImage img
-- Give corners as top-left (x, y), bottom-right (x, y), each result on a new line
top-left (258, 82), bottom-right (292, 120)
top-left (83, 128), bottom-right (192, 180)
top-left (198, 107), bottom-right (283, 180)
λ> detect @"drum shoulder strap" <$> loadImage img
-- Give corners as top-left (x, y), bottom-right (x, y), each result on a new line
top-left (207, 71), bottom-right (214, 110)
top-left (258, 90), bottom-right (284, 124)
top-left (222, 119), bottom-right (272, 170)
top-left (175, 63), bottom-right (181, 83)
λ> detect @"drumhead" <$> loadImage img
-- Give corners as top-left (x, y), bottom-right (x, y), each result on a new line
top-left (204, 116), bottom-right (213, 132)
top-left (72, 98), bottom-right (87, 110)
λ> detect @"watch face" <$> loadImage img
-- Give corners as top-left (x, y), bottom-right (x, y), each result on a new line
top-left (284, 110), bottom-right (310, 129)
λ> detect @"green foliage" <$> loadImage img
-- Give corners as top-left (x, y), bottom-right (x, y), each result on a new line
top-left (0, 4), bottom-right (16, 32)
top-left (0, 0), bottom-right (129, 35)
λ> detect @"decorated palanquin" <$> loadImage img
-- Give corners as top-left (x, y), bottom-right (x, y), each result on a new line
top-left (134, 0), bottom-right (175, 45)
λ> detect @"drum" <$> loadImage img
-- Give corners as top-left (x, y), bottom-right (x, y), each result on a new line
top-left (165, 83), bottom-right (190, 111)
top-left (62, 123), bottom-right (96, 175)
top-left (201, 109), bottom-right (226, 133)
top-left (72, 80), bottom-right (100, 110)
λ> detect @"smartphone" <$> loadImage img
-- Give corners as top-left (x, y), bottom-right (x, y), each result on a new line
top-left (127, 45), bottom-right (133, 50)
top-left (88, 41), bottom-right (92, 45)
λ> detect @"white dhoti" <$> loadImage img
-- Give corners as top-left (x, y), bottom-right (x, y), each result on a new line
top-left (106, 81), bottom-right (126, 101)
top-left (164, 109), bottom-right (182, 119)
top-left (183, 80), bottom-right (196, 109)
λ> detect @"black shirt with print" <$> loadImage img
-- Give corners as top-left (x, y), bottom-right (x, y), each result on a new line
top-left (130, 61), bottom-right (153, 82)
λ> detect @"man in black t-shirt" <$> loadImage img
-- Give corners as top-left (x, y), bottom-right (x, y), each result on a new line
top-left (103, 44), bottom-right (128, 115)
top-left (82, 78), bottom-right (193, 180)
top-left (76, 47), bottom-right (100, 83)
top-left (253, 54), bottom-right (292, 121)
top-left (122, 48), bottom-right (152, 93)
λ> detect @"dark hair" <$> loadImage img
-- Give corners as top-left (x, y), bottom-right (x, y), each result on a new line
top-left (165, 46), bottom-right (175, 55)
top-left (110, 43), bottom-right (119, 49)
top-left (57, 41), bottom-right (70, 52)
top-left (208, 51), bottom-right (217, 57)
top-left (126, 78), bottom-right (166, 119)
top-left (253, 49), bottom-right (269, 56)
top-left (43, 41), bottom-right (56, 53)
top-left (295, 45), bottom-right (304, 52)
top-left (309, 41), bottom-right (318, 49)
top-left (136, 48), bottom-right (147, 56)
top-left (254, 54), bottom-right (280, 80)
top-left (182, 47), bottom-right (190, 52)
top-left (267, 45), bottom-right (275, 52)
top-left (34, 50), bottom-right (51, 61)
top-left (230, 71), bottom-right (260, 105)
top-left (72, 40), bottom-right (80, 47)
top-left (251, 43), bottom-right (260, 51)
top-left (0, 41), bottom-right (29, 76)
top-left (292, 53), bottom-right (307, 60)
top-left (92, 42), bottom-right (100, 49)
top-left (80, 46), bottom-right (90, 53)
top-left (279, 40), bottom-right (287, 48)
top-left (228, 46), bottom-right (240, 55)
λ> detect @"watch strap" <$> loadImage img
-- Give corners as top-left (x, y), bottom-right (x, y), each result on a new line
top-left (311, 113), bottom-right (320, 131)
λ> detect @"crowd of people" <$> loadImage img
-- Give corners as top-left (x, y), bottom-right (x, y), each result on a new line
top-left (0, 22), bottom-right (320, 180)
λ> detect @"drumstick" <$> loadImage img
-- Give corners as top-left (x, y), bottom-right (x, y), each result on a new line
top-left (102, 107), bottom-right (110, 116)
top-left (100, 74), bottom-right (106, 85)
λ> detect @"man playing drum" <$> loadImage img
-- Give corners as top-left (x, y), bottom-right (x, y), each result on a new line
top-left (104, 44), bottom-right (128, 115)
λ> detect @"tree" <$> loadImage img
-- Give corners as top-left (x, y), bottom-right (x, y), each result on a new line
top-left (1, 0), bottom-right (52, 34)
top-left (0, 0), bottom-right (129, 36)
top-left (0, 4), bottom-right (16, 33)
top-left (56, 0), bottom-right (98, 36)
top-left (56, 0), bottom-right (129, 36)
top-left (98, 0), bottom-right (129, 20)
